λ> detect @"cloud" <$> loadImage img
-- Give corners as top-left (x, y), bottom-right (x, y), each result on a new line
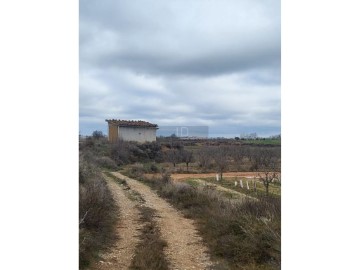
top-left (79, 0), bottom-right (281, 137)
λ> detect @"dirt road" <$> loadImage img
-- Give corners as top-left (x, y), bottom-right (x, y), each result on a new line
top-left (93, 172), bottom-right (214, 269)
top-left (110, 172), bottom-right (214, 270)
top-left (91, 174), bottom-right (142, 270)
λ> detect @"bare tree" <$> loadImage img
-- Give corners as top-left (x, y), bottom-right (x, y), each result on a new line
top-left (92, 130), bottom-right (104, 139)
top-left (197, 147), bottom-right (212, 172)
top-left (232, 146), bottom-right (245, 171)
top-left (180, 149), bottom-right (194, 172)
top-left (165, 149), bottom-right (181, 168)
top-left (254, 149), bottom-right (280, 195)
top-left (213, 146), bottom-right (231, 180)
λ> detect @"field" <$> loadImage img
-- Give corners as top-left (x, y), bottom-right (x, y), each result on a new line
top-left (79, 136), bottom-right (281, 269)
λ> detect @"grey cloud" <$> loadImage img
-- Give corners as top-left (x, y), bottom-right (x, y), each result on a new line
top-left (79, 0), bottom-right (281, 137)
top-left (80, 0), bottom-right (280, 77)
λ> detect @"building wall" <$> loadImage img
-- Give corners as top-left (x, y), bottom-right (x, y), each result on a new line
top-left (108, 124), bottom-right (119, 143)
top-left (118, 127), bottom-right (157, 143)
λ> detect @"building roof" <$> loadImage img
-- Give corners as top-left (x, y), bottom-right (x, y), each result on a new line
top-left (106, 119), bottom-right (158, 128)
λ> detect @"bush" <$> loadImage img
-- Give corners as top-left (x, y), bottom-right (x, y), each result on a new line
top-left (160, 171), bottom-right (172, 184)
top-left (92, 130), bottom-right (105, 139)
top-left (79, 154), bottom-right (98, 184)
top-left (139, 175), bottom-right (281, 269)
top-left (95, 156), bottom-right (118, 170)
top-left (150, 163), bottom-right (160, 173)
top-left (79, 153), bottom-right (118, 269)
top-left (128, 163), bottom-right (146, 179)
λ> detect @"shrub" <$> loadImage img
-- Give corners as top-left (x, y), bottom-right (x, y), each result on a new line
top-left (92, 130), bottom-right (105, 139)
top-left (150, 163), bottom-right (160, 173)
top-left (79, 153), bottom-right (118, 269)
top-left (79, 154), bottom-right (98, 184)
top-left (95, 156), bottom-right (118, 170)
top-left (128, 163), bottom-right (145, 179)
top-left (138, 175), bottom-right (281, 269)
top-left (160, 171), bottom-right (172, 184)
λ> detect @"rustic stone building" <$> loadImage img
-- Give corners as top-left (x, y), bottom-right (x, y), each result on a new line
top-left (105, 119), bottom-right (158, 143)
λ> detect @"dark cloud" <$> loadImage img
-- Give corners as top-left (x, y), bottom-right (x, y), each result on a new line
top-left (79, 0), bottom-right (281, 137)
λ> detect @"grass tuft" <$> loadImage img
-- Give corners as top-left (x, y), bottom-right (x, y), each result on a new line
top-left (129, 174), bottom-right (281, 270)
top-left (130, 206), bottom-right (170, 270)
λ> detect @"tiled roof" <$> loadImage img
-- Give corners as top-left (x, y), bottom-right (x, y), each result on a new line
top-left (106, 119), bottom-right (158, 128)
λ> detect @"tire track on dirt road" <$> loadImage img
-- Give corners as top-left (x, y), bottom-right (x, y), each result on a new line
top-left (91, 174), bottom-right (142, 270)
top-left (111, 172), bottom-right (214, 270)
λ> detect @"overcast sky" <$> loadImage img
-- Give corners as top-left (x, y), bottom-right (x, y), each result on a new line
top-left (79, 0), bottom-right (280, 138)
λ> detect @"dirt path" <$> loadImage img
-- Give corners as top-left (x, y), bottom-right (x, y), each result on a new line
top-left (191, 178), bottom-right (256, 200)
top-left (111, 172), bottom-right (214, 270)
top-left (91, 174), bottom-right (142, 270)
top-left (145, 172), bottom-right (260, 182)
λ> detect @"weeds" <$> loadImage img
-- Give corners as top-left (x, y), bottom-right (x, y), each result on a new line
top-left (105, 171), bottom-right (169, 269)
top-left (130, 206), bottom-right (170, 270)
top-left (133, 174), bottom-right (281, 270)
top-left (79, 154), bottom-right (118, 269)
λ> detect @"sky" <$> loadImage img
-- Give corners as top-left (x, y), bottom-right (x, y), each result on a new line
top-left (79, 0), bottom-right (281, 138)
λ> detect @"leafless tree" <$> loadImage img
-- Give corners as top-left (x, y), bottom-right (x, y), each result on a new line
top-left (197, 147), bottom-right (212, 172)
top-left (213, 146), bottom-right (231, 180)
top-left (254, 149), bottom-right (280, 195)
top-left (180, 150), bottom-right (194, 172)
top-left (231, 146), bottom-right (245, 171)
top-left (92, 130), bottom-right (104, 139)
top-left (165, 149), bottom-right (181, 168)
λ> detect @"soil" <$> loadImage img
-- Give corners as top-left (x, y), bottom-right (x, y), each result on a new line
top-left (145, 172), bottom-right (259, 182)
top-left (172, 172), bottom-right (260, 181)
top-left (91, 174), bottom-right (142, 270)
top-left (92, 172), bottom-right (214, 270)
top-left (111, 172), bottom-right (214, 270)
top-left (190, 178), bottom-right (256, 200)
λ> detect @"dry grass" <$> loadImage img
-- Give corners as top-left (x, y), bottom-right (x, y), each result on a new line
top-left (130, 206), bottom-right (170, 270)
top-left (79, 154), bottom-right (119, 269)
top-left (131, 174), bottom-right (281, 270)
top-left (104, 171), bottom-right (170, 269)
top-left (198, 176), bottom-right (281, 197)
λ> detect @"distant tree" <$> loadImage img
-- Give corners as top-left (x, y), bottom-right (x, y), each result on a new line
top-left (253, 148), bottom-right (280, 195)
top-left (232, 146), bottom-right (245, 171)
top-left (180, 150), bottom-right (194, 172)
top-left (213, 146), bottom-right (231, 180)
top-left (197, 147), bottom-right (212, 172)
top-left (165, 149), bottom-right (181, 168)
top-left (249, 147), bottom-right (261, 171)
top-left (92, 130), bottom-right (104, 139)
top-left (171, 141), bottom-right (184, 150)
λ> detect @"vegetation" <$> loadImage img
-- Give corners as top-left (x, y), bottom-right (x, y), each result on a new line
top-left (126, 173), bottom-right (281, 270)
top-left (240, 139), bottom-right (281, 146)
top-left (92, 130), bottom-right (105, 139)
top-left (104, 169), bottom-right (170, 270)
top-left (79, 133), bottom-right (281, 269)
top-left (212, 146), bottom-right (231, 180)
top-left (193, 177), bottom-right (281, 198)
top-left (79, 153), bottom-right (118, 269)
top-left (130, 206), bottom-right (170, 270)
